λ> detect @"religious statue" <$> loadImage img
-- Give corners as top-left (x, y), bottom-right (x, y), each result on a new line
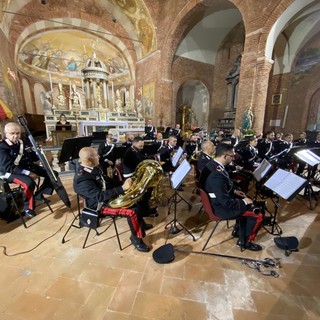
top-left (40, 91), bottom-right (53, 115)
top-left (115, 89), bottom-right (124, 112)
top-left (136, 99), bottom-right (143, 117)
top-left (57, 83), bottom-right (66, 109)
top-left (179, 103), bottom-right (193, 132)
top-left (96, 84), bottom-right (103, 109)
top-left (125, 91), bottom-right (133, 112)
top-left (70, 84), bottom-right (82, 111)
top-left (242, 105), bottom-right (254, 130)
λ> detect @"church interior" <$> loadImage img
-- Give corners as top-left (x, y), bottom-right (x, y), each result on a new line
top-left (0, 1), bottom-right (320, 319)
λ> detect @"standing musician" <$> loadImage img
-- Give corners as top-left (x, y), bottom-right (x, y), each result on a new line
top-left (0, 122), bottom-right (55, 218)
top-left (257, 131), bottom-right (275, 160)
top-left (144, 119), bottom-right (156, 140)
top-left (158, 135), bottom-right (178, 172)
top-left (73, 147), bottom-right (152, 252)
top-left (98, 133), bottom-right (115, 176)
top-left (123, 136), bottom-right (158, 217)
top-left (199, 143), bottom-right (263, 251)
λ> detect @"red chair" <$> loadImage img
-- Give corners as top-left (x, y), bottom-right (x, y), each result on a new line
top-left (199, 188), bottom-right (230, 251)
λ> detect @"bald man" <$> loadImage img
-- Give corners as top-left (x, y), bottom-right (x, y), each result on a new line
top-left (73, 147), bottom-right (151, 252)
top-left (0, 122), bottom-right (54, 218)
top-left (197, 140), bottom-right (215, 173)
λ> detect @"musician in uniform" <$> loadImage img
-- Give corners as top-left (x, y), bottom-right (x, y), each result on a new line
top-left (293, 132), bottom-right (310, 175)
top-left (185, 133), bottom-right (200, 161)
top-left (312, 132), bottom-right (320, 148)
top-left (0, 122), bottom-right (54, 218)
top-left (158, 135), bottom-right (178, 172)
top-left (153, 132), bottom-right (166, 151)
top-left (197, 140), bottom-right (215, 173)
top-left (122, 133), bottom-right (135, 149)
top-left (73, 147), bottom-right (152, 252)
top-left (275, 133), bottom-right (294, 169)
top-left (98, 134), bottom-right (115, 176)
top-left (199, 143), bottom-right (263, 251)
top-left (170, 124), bottom-right (183, 147)
top-left (240, 136), bottom-right (258, 172)
top-left (257, 131), bottom-right (275, 160)
top-left (144, 119), bottom-right (156, 140)
top-left (123, 136), bottom-right (158, 217)
top-left (230, 129), bottom-right (241, 147)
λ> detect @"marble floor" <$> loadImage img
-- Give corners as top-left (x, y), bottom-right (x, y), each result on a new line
top-left (0, 174), bottom-right (319, 320)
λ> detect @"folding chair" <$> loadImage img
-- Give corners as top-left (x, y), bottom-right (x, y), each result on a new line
top-left (0, 178), bottom-right (27, 228)
top-left (62, 194), bottom-right (123, 249)
top-left (199, 188), bottom-right (231, 251)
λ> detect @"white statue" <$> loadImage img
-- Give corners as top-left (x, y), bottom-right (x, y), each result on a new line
top-left (115, 89), bottom-right (124, 112)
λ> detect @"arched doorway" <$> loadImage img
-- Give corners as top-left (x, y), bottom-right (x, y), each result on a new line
top-left (176, 80), bottom-right (209, 130)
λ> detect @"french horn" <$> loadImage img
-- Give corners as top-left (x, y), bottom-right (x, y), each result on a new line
top-left (109, 159), bottom-right (163, 208)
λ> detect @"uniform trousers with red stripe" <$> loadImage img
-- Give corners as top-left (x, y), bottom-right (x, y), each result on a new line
top-left (238, 210), bottom-right (263, 244)
top-left (5, 174), bottom-right (36, 211)
top-left (100, 205), bottom-right (145, 238)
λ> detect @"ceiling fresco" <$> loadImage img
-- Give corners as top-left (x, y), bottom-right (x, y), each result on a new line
top-left (17, 30), bottom-right (130, 84)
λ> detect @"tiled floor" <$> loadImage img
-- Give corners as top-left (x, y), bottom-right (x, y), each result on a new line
top-left (0, 174), bottom-right (319, 320)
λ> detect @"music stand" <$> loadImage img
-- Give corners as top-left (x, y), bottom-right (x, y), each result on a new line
top-left (263, 169), bottom-right (308, 234)
top-left (165, 159), bottom-right (195, 241)
top-left (59, 136), bottom-right (93, 164)
top-left (295, 149), bottom-right (320, 209)
top-left (252, 159), bottom-right (281, 235)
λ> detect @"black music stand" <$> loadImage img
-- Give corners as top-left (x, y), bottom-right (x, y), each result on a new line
top-left (59, 136), bottom-right (93, 164)
top-left (165, 159), bottom-right (195, 241)
top-left (252, 159), bottom-right (282, 235)
top-left (263, 169), bottom-right (308, 233)
top-left (295, 149), bottom-right (320, 209)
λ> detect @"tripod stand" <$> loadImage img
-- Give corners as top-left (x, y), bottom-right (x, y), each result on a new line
top-left (164, 159), bottom-right (195, 241)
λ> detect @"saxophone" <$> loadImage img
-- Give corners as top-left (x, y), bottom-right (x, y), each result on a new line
top-left (109, 159), bottom-right (163, 208)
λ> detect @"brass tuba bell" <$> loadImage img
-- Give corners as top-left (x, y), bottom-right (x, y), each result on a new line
top-left (109, 159), bottom-right (163, 208)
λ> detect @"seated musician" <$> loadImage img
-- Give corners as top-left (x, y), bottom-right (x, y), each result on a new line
top-left (169, 124), bottom-right (183, 147)
top-left (293, 131), bottom-right (310, 146)
top-left (153, 132), bottom-right (166, 151)
top-left (98, 133), bottom-right (115, 176)
top-left (122, 133), bottom-right (134, 149)
top-left (158, 135), bottom-right (178, 172)
top-left (230, 129), bottom-right (241, 147)
top-left (185, 133), bottom-right (200, 162)
top-left (240, 136), bottom-right (259, 172)
top-left (257, 131), bottom-right (275, 160)
top-left (144, 119), bottom-right (156, 140)
top-left (0, 122), bottom-right (55, 218)
top-left (199, 143), bottom-right (263, 251)
top-left (123, 136), bottom-right (158, 217)
top-left (197, 140), bottom-right (215, 173)
top-left (275, 133), bottom-right (293, 169)
top-left (74, 147), bottom-right (152, 252)
top-left (55, 114), bottom-right (72, 131)
top-left (312, 132), bottom-right (320, 148)
top-left (273, 132), bottom-right (284, 154)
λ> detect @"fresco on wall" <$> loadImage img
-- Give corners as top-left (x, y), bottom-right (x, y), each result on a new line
top-left (293, 47), bottom-right (320, 84)
top-left (18, 30), bottom-right (130, 82)
top-left (142, 82), bottom-right (155, 118)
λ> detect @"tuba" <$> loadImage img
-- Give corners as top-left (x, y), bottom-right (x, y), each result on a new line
top-left (109, 159), bottom-right (163, 208)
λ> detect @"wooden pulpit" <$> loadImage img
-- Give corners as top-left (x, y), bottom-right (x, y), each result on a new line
top-left (51, 130), bottom-right (78, 146)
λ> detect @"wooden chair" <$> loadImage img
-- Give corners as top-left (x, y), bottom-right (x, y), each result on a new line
top-left (62, 194), bottom-right (123, 249)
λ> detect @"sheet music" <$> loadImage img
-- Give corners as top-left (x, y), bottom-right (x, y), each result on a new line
top-left (264, 169), bottom-right (307, 200)
top-left (170, 159), bottom-right (191, 189)
top-left (172, 147), bottom-right (184, 167)
top-left (295, 149), bottom-right (320, 166)
top-left (253, 159), bottom-right (272, 181)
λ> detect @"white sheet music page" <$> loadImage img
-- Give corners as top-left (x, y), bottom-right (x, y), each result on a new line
top-left (264, 169), bottom-right (307, 200)
top-left (172, 147), bottom-right (184, 167)
top-left (170, 159), bottom-right (191, 189)
top-left (295, 150), bottom-right (320, 166)
top-left (253, 159), bottom-right (272, 181)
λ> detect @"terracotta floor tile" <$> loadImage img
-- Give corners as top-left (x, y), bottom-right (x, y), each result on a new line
top-left (0, 175), bottom-right (319, 319)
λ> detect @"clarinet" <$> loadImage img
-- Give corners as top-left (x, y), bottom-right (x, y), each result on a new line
top-left (18, 115), bottom-right (71, 208)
